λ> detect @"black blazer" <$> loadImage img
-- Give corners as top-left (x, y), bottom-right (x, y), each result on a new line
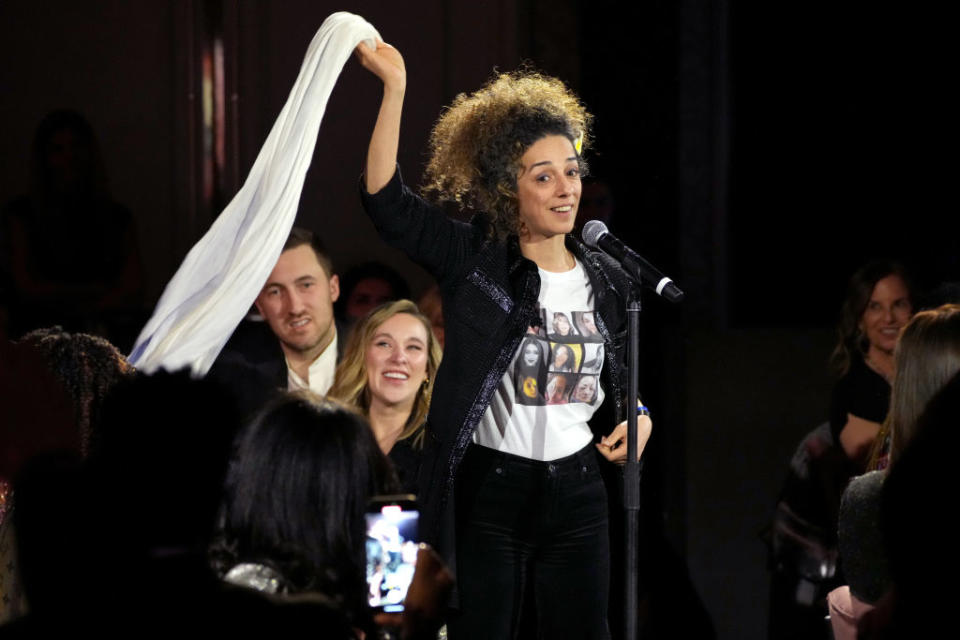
top-left (207, 317), bottom-right (344, 419)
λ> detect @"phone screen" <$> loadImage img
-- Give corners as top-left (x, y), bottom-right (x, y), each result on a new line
top-left (365, 496), bottom-right (419, 612)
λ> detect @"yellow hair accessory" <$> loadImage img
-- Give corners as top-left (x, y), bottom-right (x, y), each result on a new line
top-left (574, 133), bottom-right (584, 155)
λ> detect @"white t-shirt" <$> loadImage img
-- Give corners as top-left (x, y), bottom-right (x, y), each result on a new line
top-left (473, 259), bottom-right (605, 461)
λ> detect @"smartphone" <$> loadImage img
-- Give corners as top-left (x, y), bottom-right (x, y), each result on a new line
top-left (365, 494), bottom-right (419, 612)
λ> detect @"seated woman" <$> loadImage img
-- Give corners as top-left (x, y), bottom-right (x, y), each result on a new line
top-left (328, 300), bottom-right (442, 494)
top-left (830, 304), bottom-right (960, 639)
top-left (211, 393), bottom-right (394, 629)
top-left (829, 261), bottom-right (914, 469)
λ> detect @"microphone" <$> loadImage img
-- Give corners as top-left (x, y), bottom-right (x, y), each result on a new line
top-left (582, 220), bottom-right (685, 303)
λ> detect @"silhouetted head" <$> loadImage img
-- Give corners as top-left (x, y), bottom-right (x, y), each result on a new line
top-left (32, 109), bottom-right (107, 197)
top-left (214, 393), bottom-right (392, 620)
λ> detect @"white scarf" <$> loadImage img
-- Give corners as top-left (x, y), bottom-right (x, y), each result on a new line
top-left (129, 12), bottom-right (380, 376)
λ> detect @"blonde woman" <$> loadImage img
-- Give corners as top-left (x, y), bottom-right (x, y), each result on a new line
top-left (328, 299), bottom-right (442, 493)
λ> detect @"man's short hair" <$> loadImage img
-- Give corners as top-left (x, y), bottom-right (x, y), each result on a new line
top-left (283, 227), bottom-right (334, 277)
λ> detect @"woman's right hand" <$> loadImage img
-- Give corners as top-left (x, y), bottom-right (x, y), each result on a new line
top-left (355, 40), bottom-right (406, 94)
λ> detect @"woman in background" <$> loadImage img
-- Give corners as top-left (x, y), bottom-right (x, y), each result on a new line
top-left (831, 304), bottom-right (960, 639)
top-left (830, 261), bottom-right (914, 468)
top-left (328, 299), bottom-right (442, 493)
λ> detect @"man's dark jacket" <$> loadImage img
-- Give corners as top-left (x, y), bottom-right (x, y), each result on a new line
top-left (207, 317), bottom-right (344, 419)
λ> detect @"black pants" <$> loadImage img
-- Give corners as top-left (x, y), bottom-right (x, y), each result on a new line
top-left (449, 443), bottom-right (611, 640)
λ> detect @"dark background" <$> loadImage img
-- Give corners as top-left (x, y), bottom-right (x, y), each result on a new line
top-left (1, 2), bottom-right (953, 638)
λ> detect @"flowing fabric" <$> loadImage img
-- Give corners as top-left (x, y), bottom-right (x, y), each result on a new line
top-left (129, 12), bottom-right (380, 376)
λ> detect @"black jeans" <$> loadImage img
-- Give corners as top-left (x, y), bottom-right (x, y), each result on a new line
top-left (449, 443), bottom-right (611, 640)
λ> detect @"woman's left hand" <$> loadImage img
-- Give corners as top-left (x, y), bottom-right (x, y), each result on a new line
top-left (596, 415), bottom-right (652, 465)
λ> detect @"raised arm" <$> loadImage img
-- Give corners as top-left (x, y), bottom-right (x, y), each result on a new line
top-left (356, 40), bottom-right (406, 193)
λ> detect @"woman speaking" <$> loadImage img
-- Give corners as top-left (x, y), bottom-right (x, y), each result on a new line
top-left (356, 39), bottom-right (652, 639)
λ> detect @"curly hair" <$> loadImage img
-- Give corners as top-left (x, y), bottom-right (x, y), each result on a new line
top-left (19, 326), bottom-right (134, 456)
top-left (327, 300), bottom-right (442, 449)
top-left (422, 70), bottom-right (592, 239)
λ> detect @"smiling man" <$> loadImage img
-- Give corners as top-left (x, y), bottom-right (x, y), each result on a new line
top-left (208, 228), bottom-right (341, 415)
top-left (255, 230), bottom-right (340, 392)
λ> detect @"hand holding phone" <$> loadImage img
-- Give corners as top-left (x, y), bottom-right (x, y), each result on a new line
top-left (366, 494), bottom-right (419, 612)
top-left (373, 545), bottom-right (455, 640)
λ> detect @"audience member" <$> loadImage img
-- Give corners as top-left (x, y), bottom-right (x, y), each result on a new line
top-left (335, 261), bottom-right (410, 333)
top-left (208, 227), bottom-right (342, 416)
top-left (328, 300), bottom-right (442, 494)
top-left (211, 393), bottom-right (393, 633)
top-left (829, 261), bottom-right (914, 468)
top-left (6, 370), bottom-right (248, 633)
top-left (16, 327), bottom-right (134, 456)
top-left (829, 304), bottom-right (960, 639)
top-left (0, 109), bottom-right (144, 347)
top-left (766, 261), bottom-right (914, 639)
top-left (861, 370), bottom-right (960, 638)
top-left (0, 327), bottom-right (132, 625)
top-left (875, 303), bottom-right (960, 467)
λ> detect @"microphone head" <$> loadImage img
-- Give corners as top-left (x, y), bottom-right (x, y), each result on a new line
top-left (581, 220), bottom-right (609, 249)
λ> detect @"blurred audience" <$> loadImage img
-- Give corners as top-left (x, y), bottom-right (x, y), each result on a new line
top-left (210, 392), bottom-right (452, 638)
top-left (5, 370), bottom-right (244, 633)
top-left (334, 261), bottom-right (410, 334)
top-left (861, 370), bottom-right (960, 638)
top-left (0, 327), bottom-right (133, 624)
top-left (767, 261), bottom-right (914, 639)
top-left (829, 304), bottom-right (960, 639)
top-left (15, 327), bottom-right (134, 457)
top-left (0, 109), bottom-right (144, 349)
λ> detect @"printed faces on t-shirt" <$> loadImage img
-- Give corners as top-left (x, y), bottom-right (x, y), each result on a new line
top-left (515, 308), bottom-right (604, 407)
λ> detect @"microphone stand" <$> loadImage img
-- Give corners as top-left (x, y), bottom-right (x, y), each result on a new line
top-left (623, 284), bottom-right (643, 640)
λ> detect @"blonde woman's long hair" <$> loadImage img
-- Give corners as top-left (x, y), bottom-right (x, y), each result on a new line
top-left (871, 303), bottom-right (960, 468)
top-left (328, 299), bottom-right (442, 449)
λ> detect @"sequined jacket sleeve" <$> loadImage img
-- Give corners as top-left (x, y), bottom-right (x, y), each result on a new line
top-left (359, 167), bottom-right (480, 285)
